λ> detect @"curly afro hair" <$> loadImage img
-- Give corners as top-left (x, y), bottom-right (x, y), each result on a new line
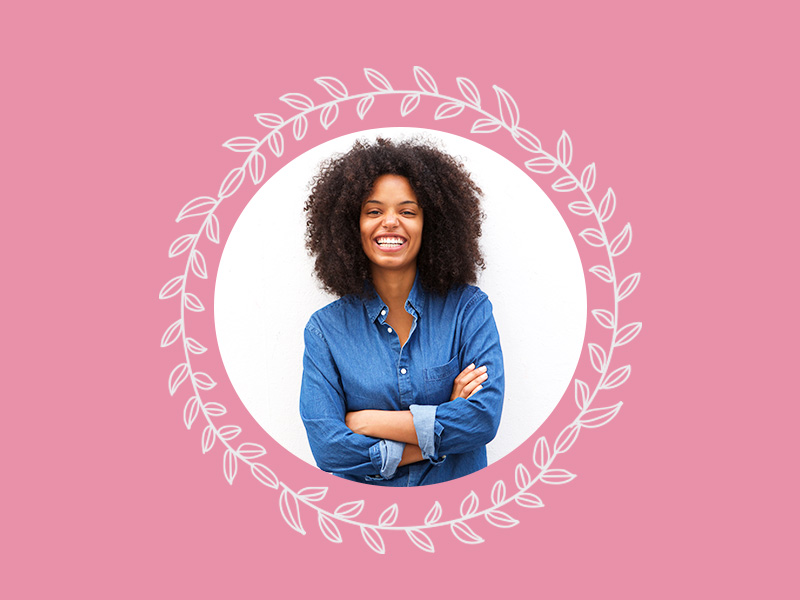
top-left (304, 137), bottom-right (486, 297)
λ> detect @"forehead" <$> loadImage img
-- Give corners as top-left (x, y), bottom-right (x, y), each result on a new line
top-left (365, 174), bottom-right (418, 204)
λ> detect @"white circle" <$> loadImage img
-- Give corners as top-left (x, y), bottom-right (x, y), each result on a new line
top-left (401, 368), bottom-right (407, 375)
top-left (215, 128), bottom-right (587, 467)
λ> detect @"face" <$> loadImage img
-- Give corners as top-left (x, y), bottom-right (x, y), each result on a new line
top-left (359, 174), bottom-right (423, 275)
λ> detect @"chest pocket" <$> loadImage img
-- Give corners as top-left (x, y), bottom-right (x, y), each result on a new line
top-left (422, 356), bottom-right (460, 406)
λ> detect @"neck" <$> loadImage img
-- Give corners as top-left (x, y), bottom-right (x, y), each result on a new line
top-left (370, 264), bottom-right (417, 308)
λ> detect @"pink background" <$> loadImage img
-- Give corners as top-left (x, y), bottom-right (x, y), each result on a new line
top-left (4, 1), bottom-right (797, 598)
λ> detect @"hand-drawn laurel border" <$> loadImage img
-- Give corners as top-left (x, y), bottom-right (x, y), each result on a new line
top-left (159, 67), bottom-right (642, 554)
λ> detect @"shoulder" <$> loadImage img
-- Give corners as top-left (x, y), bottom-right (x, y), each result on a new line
top-left (305, 294), bottom-right (365, 338)
top-left (440, 284), bottom-right (490, 311)
top-left (422, 284), bottom-right (493, 324)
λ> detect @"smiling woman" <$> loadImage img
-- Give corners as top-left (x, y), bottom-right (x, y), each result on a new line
top-left (300, 138), bottom-right (504, 486)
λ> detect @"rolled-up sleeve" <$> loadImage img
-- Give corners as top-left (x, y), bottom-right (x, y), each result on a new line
top-left (300, 323), bottom-right (402, 480)
top-left (410, 291), bottom-right (504, 458)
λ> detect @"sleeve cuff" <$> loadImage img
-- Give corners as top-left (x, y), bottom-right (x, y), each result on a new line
top-left (368, 439), bottom-right (405, 480)
top-left (409, 404), bottom-right (445, 465)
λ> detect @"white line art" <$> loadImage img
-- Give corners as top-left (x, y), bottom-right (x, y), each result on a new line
top-left (160, 67), bottom-right (642, 553)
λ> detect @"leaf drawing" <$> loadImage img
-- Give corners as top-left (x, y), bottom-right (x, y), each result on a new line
top-left (223, 448), bottom-right (237, 484)
top-left (378, 504), bottom-right (399, 527)
top-left (248, 151), bottom-right (266, 185)
top-left (334, 500), bottom-right (364, 519)
top-left (183, 396), bottom-right (199, 430)
top-left (615, 322), bottom-right (642, 346)
top-left (222, 136), bottom-right (259, 152)
top-left (218, 167), bottom-right (244, 199)
top-left (610, 223), bottom-right (632, 256)
top-left (485, 510), bottom-right (519, 528)
top-left (413, 66), bottom-right (438, 93)
top-left (255, 113), bottom-right (284, 128)
top-left (168, 234), bottom-right (195, 258)
top-left (160, 320), bottom-right (182, 347)
top-left (168, 363), bottom-right (189, 396)
top-left (279, 93), bottom-right (314, 110)
top-left (512, 127), bottom-right (541, 152)
top-left (581, 403), bottom-right (623, 428)
top-left (451, 522), bottom-right (484, 544)
top-left (456, 77), bottom-right (481, 106)
top-left (251, 463), bottom-right (279, 489)
top-left (601, 365), bottom-right (631, 390)
top-left (574, 379), bottom-right (590, 410)
top-left (552, 176), bottom-right (579, 192)
top-left (525, 156), bottom-right (558, 174)
top-left (557, 130), bottom-right (573, 166)
top-left (533, 436), bottom-right (551, 469)
top-left (406, 529), bottom-right (435, 553)
top-left (617, 273), bottom-right (641, 301)
top-left (460, 491), bottom-right (479, 517)
top-left (491, 480), bottom-right (507, 505)
top-left (493, 86), bottom-right (520, 128)
top-left (540, 469), bottom-right (576, 485)
top-left (314, 76), bottom-right (348, 99)
top-left (515, 463), bottom-right (531, 489)
top-left (356, 95), bottom-right (374, 120)
top-left (598, 188), bottom-right (616, 222)
top-left (318, 513), bottom-right (342, 543)
top-left (424, 501), bottom-right (442, 525)
top-left (471, 118), bottom-right (502, 134)
top-left (433, 102), bottom-right (464, 120)
top-left (159, 275), bottom-right (184, 300)
top-left (293, 115), bottom-right (307, 141)
top-left (581, 163), bottom-right (596, 191)
top-left (554, 423), bottom-right (580, 454)
top-left (279, 489), bottom-right (305, 534)
top-left (204, 214), bottom-right (220, 244)
top-left (360, 526), bottom-right (385, 554)
top-left (400, 94), bottom-right (420, 116)
top-left (363, 68), bottom-right (392, 91)
top-left (592, 309), bottom-right (616, 329)
top-left (319, 103), bottom-right (338, 130)
top-left (589, 265), bottom-right (613, 283)
top-left (588, 343), bottom-right (608, 373)
top-left (177, 197), bottom-right (215, 222)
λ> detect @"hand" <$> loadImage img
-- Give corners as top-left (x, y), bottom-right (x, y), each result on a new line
top-left (450, 363), bottom-right (488, 401)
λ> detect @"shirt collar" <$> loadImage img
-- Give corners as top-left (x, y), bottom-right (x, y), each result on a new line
top-left (363, 272), bottom-right (425, 322)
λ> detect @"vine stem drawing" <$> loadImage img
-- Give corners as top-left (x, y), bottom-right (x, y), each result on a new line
top-left (160, 66), bottom-right (641, 553)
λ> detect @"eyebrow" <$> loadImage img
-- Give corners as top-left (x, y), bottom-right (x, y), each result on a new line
top-left (364, 199), bottom-right (419, 206)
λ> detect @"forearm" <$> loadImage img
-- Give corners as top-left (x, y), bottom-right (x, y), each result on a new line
top-left (346, 409), bottom-right (419, 445)
top-left (399, 443), bottom-right (423, 466)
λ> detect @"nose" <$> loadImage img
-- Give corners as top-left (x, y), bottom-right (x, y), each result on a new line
top-left (382, 210), bottom-right (399, 229)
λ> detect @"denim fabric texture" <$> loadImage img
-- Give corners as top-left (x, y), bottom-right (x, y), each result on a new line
top-left (299, 275), bottom-right (505, 486)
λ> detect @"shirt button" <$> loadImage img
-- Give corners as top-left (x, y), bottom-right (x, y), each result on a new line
top-left (387, 327), bottom-right (393, 333)
top-left (400, 368), bottom-right (407, 374)
top-left (381, 310), bottom-right (386, 316)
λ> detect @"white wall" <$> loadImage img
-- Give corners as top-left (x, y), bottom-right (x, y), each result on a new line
top-left (215, 128), bottom-right (586, 466)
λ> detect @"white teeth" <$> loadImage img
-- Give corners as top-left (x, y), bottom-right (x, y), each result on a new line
top-left (377, 237), bottom-right (405, 246)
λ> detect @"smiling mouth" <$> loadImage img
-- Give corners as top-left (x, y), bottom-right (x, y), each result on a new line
top-left (375, 236), bottom-right (406, 249)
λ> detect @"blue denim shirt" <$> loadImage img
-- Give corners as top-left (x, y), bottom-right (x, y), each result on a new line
top-left (299, 275), bottom-right (504, 486)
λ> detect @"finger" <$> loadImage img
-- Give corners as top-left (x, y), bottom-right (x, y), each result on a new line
top-left (461, 372), bottom-right (488, 397)
top-left (457, 364), bottom-right (486, 384)
top-left (466, 384), bottom-right (483, 399)
top-left (453, 363), bottom-right (476, 384)
top-left (459, 365), bottom-right (487, 387)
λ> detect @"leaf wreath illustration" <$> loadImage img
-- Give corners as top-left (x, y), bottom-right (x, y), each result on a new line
top-left (159, 67), bottom-right (642, 553)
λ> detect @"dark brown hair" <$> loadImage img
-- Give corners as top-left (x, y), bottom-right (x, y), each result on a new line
top-left (304, 137), bottom-right (485, 296)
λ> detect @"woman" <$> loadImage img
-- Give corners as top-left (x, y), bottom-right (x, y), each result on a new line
top-left (300, 137), bottom-right (504, 486)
